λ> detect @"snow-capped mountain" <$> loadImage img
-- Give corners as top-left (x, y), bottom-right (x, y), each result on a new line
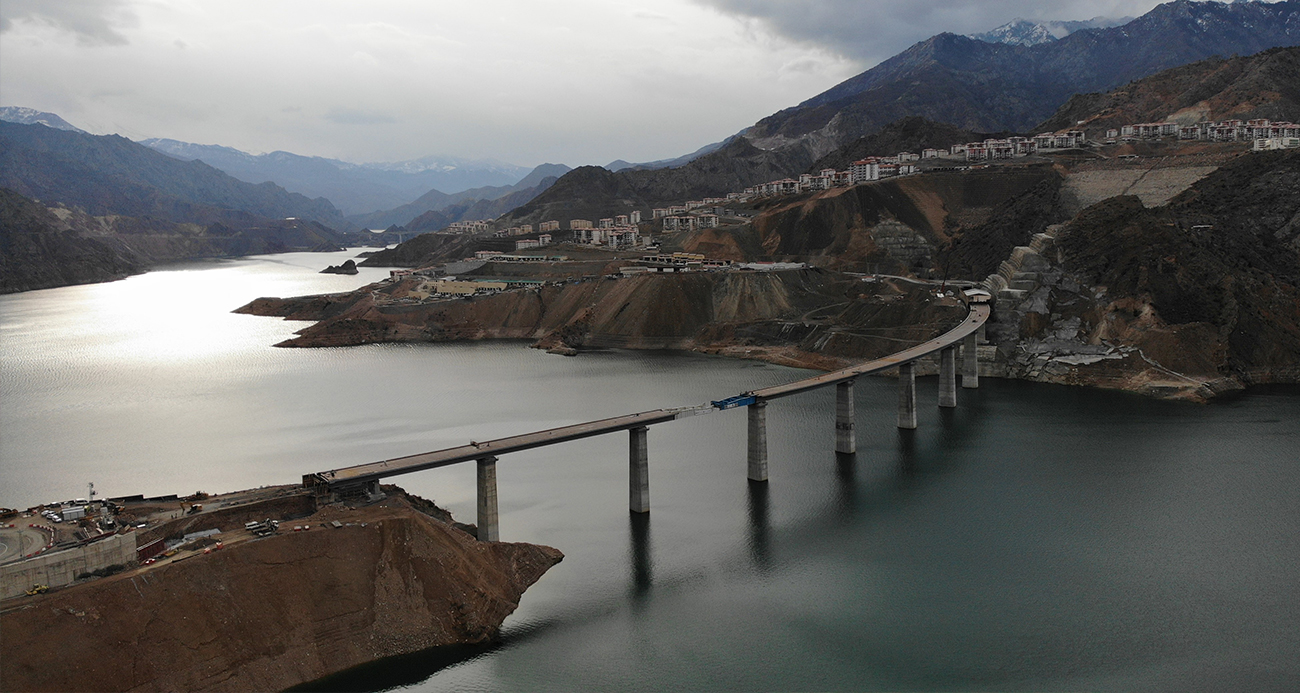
top-left (0, 107), bottom-right (87, 134)
top-left (970, 16), bottom-right (1134, 46)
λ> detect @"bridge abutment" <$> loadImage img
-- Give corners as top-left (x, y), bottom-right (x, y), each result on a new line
top-left (939, 346), bottom-right (957, 407)
top-left (835, 380), bottom-right (855, 454)
top-left (629, 426), bottom-right (650, 513)
top-left (962, 332), bottom-right (979, 388)
top-left (748, 400), bottom-right (768, 482)
top-left (477, 456), bottom-right (499, 542)
top-left (898, 362), bottom-right (917, 429)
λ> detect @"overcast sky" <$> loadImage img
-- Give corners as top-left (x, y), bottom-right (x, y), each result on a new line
top-left (1, 0), bottom-right (1177, 167)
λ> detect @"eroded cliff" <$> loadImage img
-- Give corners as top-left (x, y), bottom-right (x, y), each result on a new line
top-left (0, 492), bottom-right (562, 693)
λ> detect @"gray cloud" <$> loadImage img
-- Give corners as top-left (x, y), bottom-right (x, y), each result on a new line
top-left (692, 0), bottom-right (1161, 63)
top-left (324, 108), bottom-right (399, 126)
top-left (0, 0), bottom-right (137, 45)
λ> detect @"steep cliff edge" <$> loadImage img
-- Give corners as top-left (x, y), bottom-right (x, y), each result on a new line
top-left (0, 493), bottom-right (562, 692)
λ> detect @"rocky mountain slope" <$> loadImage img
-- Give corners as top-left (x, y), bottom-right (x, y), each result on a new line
top-left (1056, 149), bottom-right (1300, 383)
top-left (745, 0), bottom-right (1300, 159)
top-left (1037, 45), bottom-right (1300, 137)
top-left (0, 188), bottom-right (348, 293)
top-left (0, 106), bottom-right (87, 133)
top-left (0, 122), bottom-right (345, 229)
top-left (500, 138), bottom-right (815, 227)
top-left (969, 16), bottom-right (1133, 47)
top-left (738, 165), bottom-right (1058, 273)
top-left (0, 490), bottom-right (562, 692)
top-left (807, 117), bottom-right (986, 172)
top-left (0, 188), bottom-right (142, 293)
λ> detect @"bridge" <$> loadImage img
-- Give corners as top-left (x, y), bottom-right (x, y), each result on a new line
top-left (304, 291), bottom-right (992, 541)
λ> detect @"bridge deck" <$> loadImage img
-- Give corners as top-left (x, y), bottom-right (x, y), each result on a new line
top-left (318, 406), bottom-right (709, 486)
top-left (751, 304), bottom-right (989, 400)
top-left (312, 302), bottom-right (989, 488)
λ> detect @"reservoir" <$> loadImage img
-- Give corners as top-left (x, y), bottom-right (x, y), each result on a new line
top-left (2, 250), bottom-right (1297, 691)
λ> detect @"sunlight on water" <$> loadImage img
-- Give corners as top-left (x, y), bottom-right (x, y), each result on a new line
top-left (4, 251), bottom-right (1299, 692)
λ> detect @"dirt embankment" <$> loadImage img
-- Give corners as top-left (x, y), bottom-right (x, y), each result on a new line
top-left (0, 492), bottom-right (562, 693)
top-left (744, 167), bottom-right (1056, 274)
top-left (237, 268), bottom-right (969, 372)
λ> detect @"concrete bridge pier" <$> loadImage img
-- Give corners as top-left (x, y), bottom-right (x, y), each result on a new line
top-left (835, 380), bottom-right (855, 454)
top-left (939, 347), bottom-right (957, 408)
top-left (476, 456), bottom-right (500, 542)
top-left (962, 332), bottom-right (979, 389)
top-left (898, 363), bottom-right (917, 429)
top-left (748, 400), bottom-right (769, 482)
top-left (629, 426), bottom-right (650, 513)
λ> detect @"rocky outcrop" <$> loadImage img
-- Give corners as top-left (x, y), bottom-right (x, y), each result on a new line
top-left (237, 268), bottom-right (969, 372)
top-left (747, 167), bottom-right (1056, 273)
top-left (970, 150), bottom-right (1300, 399)
top-left (321, 259), bottom-right (359, 275)
top-left (0, 492), bottom-right (562, 692)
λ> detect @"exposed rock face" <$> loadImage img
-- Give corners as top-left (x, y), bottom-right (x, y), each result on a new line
top-left (1037, 46), bottom-right (1300, 138)
top-left (973, 150), bottom-right (1300, 399)
top-left (0, 188), bottom-right (143, 293)
top-left (320, 258), bottom-right (359, 274)
top-left (0, 493), bottom-right (562, 693)
top-left (236, 268), bottom-right (969, 372)
top-left (747, 167), bottom-right (1056, 274)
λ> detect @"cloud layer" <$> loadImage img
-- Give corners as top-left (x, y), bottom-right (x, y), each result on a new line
top-left (2, 0), bottom-right (1189, 167)
top-left (692, 0), bottom-right (1169, 63)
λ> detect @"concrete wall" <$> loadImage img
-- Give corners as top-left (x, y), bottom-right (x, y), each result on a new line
top-left (1, 532), bottom-right (136, 600)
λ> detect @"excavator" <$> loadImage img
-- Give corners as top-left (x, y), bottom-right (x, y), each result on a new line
top-left (25, 584), bottom-right (48, 596)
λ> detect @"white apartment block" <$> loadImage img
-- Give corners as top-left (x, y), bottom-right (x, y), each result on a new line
top-left (1254, 137), bottom-right (1300, 151)
top-left (570, 219), bottom-right (593, 229)
top-left (538, 220), bottom-right (560, 232)
top-left (629, 210), bottom-right (642, 224)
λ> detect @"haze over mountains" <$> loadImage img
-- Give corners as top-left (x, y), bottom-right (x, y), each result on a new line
top-left (139, 138), bottom-right (532, 215)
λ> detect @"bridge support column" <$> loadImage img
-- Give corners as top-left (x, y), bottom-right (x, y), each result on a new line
top-left (835, 380), bottom-right (855, 454)
top-left (939, 347), bottom-right (957, 408)
top-left (476, 456), bottom-right (499, 542)
top-left (897, 363), bottom-right (917, 429)
top-left (962, 332), bottom-right (979, 389)
top-left (629, 426), bottom-right (650, 513)
top-left (748, 400), bottom-right (768, 482)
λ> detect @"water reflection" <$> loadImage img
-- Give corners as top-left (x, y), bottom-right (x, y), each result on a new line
top-left (628, 511), bottom-right (652, 597)
top-left (746, 480), bottom-right (771, 570)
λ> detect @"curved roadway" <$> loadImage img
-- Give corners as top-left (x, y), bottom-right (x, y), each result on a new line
top-left (313, 301), bottom-right (990, 489)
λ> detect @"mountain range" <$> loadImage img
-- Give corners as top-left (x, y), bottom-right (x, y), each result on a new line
top-left (505, 0), bottom-right (1300, 224)
top-left (969, 16), bottom-right (1134, 47)
top-left (745, 0), bottom-right (1300, 160)
top-left (1038, 45), bottom-right (1300, 136)
top-left (345, 163), bottom-right (570, 230)
top-left (0, 121), bottom-right (344, 228)
top-left (138, 139), bottom-right (531, 215)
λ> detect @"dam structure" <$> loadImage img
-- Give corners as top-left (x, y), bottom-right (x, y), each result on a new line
top-left (305, 292), bottom-right (992, 541)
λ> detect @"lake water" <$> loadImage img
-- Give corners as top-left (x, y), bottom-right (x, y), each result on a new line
top-left (3, 250), bottom-right (1298, 691)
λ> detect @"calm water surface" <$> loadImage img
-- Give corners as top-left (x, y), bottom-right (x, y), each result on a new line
top-left (2, 250), bottom-right (1298, 691)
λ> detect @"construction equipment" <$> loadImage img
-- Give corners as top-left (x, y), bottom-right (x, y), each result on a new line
top-left (25, 584), bottom-right (49, 596)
